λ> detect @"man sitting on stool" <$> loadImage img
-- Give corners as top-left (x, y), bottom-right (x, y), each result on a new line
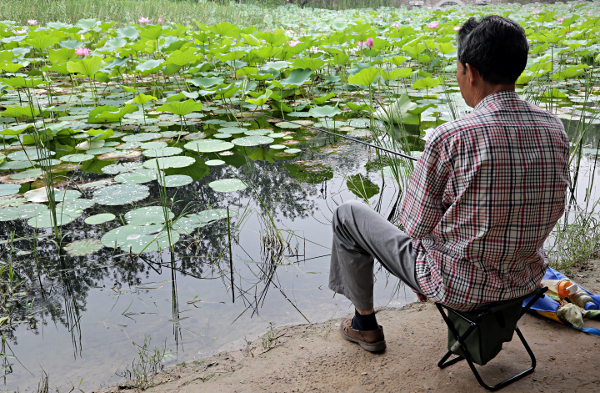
top-left (328, 15), bottom-right (570, 352)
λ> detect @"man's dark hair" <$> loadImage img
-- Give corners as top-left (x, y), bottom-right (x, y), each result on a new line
top-left (457, 15), bottom-right (529, 85)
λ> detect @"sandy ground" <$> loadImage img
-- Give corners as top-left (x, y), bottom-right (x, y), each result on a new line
top-left (97, 261), bottom-right (600, 393)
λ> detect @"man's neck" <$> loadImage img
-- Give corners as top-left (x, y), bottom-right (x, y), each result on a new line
top-left (472, 83), bottom-right (516, 107)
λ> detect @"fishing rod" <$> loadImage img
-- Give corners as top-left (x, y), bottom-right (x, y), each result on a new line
top-left (262, 115), bottom-right (418, 162)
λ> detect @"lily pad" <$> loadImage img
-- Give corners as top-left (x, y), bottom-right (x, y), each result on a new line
top-left (0, 161), bottom-right (35, 170)
top-left (219, 127), bottom-right (247, 134)
top-left (158, 175), bottom-right (193, 187)
top-left (121, 133), bottom-right (160, 142)
top-left (142, 156), bottom-right (195, 170)
top-left (205, 159), bottom-right (225, 166)
top-left (208, 179), bottom-right (248, 192)
top-left (101, 162), bottom-right (144, 175)
top-left (94, 183), bottom-right (150, 205)
top-left (184, 140), bottom-right (234, 153)
top-left (124, 206), bottom-right (174, 225)
top-left (269, 144), bottom-right (287, 150)
top-left (142, 147), bottom-right (183, 158)
top-left (140, 141), bottom-right (168, 150)
top-left (114, 170), bottom-right (156, 184)
top-left (232, 135), bottom-right (274, 147)
top-left (60, 153), bottom-right (94, 163)
top-left (86, 147), bottom-right (116, 155)
top-left (9, 168), bottom-right (43, 181)
top-left (0, 183), bottom-right (22, 197)
top-left (284, 148), bottom-right (302, 154)
top-left (64, 239), bottom-right (104, 256)
top-left (101, 223), bottom-right (163, 248)
top-left (27, 208), bottom-right (83, 228)
top-left (85, 213), bottom-right (116, 225)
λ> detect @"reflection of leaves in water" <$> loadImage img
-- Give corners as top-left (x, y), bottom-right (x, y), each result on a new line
top-left (284, 161), bottom-right (333, 184)
top-left (346, 173), bottom-right (380, 201)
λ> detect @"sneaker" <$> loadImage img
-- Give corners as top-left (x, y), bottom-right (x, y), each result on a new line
top-left (339, 317), bottom-right (386, 352)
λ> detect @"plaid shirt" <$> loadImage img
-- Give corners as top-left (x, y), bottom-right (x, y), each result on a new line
top-left (400, 90), bottom-right (570, 311)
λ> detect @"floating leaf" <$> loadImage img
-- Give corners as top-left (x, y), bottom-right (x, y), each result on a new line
top-left (143, 156), bottom-right (195, 170)
top-left (232, 135), bottom-right (274, 147)
top-left (142, 147), bottom-right (183, 158)
top-left (158, 175), bottom-right (193, 187)
top-left (27, 208), bottom-right (83, 228)
top-left (64, 239), bottom-right (104, 256)
top-left (60, 153), bottom-right (94, 163)
top-left (205, 159), bottom-right (225, 166)
top-left (0, 184), bottom-right (21, 197)
top-left (94, 184), bottom-right (150, 205)
top-left (184, 140), bottom-right (234, 153)
top-left (125, 206), bottom-right (174, 225)
top-left (208, 179), bottom-right (248, 192)
top-left (115, 169), bottom-right (157, 184)
top-left (85, 213), bottom-right (116, 225)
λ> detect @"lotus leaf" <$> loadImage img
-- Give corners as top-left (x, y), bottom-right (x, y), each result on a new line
top-left (0, 184), bottom-right (22, 197)
top-left (208, 179), bottom-right (248, 192)
top-left (205, 159), bottom-right (225, 166)
top-left (124, 206), bottom-right (174, 225)
top-left (94, 183), bottom-right (150, 205)
top-left (10, 168), bottom-right (43, 181)
top-left (100, 223), bottom-right (163, 248)
top-left (139, 141), bottom-right (168, 150)
top-left (84, 213), bottom-right (116, 225)
top-left (101, 162), bottom-right (144, 174)
top-left (64, 239), bottom-right (104, 256)
top-left (115, 170), bottom-right (157, 184)
top-left (60, 153), bottom-right (95, 163)
top-left (158, 175), bottom-right (193, 187)
top-left (143, 156), bottom-right (195, 170)
top-left (122, 133), bottom-right (160, 142)
top-left (232, 135), bottom-right (274, 146)
top-left (142, 147), bottom-right (183, 158)
top-left (184, 140), bottom-right (234, 153)
top-left (27, 208), bottom-right (83, 228)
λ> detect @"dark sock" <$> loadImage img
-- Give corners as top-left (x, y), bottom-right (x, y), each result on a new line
top-left (352, 309), bottom-right (379, 331)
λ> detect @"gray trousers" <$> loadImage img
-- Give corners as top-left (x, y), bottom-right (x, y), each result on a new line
top-left (328, 200), bottom-right (422, 311)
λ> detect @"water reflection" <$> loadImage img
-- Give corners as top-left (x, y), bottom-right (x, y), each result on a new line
top-left (1, 139), bottom-right (421, 390)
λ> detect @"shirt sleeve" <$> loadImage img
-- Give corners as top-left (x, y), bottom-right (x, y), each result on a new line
top-left (400, 133), bottom-right (452, 239)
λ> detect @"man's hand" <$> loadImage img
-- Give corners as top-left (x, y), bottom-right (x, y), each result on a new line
top-left (413, 289), bottom-right (428, 302)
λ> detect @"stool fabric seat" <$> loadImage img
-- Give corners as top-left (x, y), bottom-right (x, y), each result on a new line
top-left (435, 287), bottom-right (548, 391)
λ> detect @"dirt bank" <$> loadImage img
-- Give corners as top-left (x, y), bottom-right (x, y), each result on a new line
top-left (97, 278), bottom-right (600, 393)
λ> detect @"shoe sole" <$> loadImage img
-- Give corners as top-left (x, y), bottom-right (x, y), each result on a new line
top-left (340, 329), bottom-right (387, 352)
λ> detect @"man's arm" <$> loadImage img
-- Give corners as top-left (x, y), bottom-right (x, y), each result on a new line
top-left (400, 134), bottom-right (452, 238)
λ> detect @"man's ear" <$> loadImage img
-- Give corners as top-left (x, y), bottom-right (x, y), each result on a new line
top-left (465, 63), bottom-right (480, 86)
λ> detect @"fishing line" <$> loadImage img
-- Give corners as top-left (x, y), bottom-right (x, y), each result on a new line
top-left (261, 115), bottom-right (418, 161)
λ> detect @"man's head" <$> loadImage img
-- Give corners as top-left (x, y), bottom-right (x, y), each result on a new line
top-left (456, 15), bottom-right (529, 107)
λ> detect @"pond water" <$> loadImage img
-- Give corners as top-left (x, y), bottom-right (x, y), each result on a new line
top-left (1, 120), bottom-right (423, 390)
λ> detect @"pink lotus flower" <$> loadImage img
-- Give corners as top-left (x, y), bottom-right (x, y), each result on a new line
top-left (557, 17), bottom-right (564, 22)
top-left (437, 7), bottom-right (441, 10)
top-left (366, 37), bottom-right (374, 48)
top-left (533, 9), bottom-right (540, 14)
top-left (406, 17), bottom-right (412, 22)
top-left (461, 13), bottom-right (466, 17)
top-left (138, 17), bottom-right (151, 24)
top-left (453, 26), bottom-right (461, 31)
top-left (27, 19), bottom-right (37, 26)
top-left (357, 41), bottom-right (365, 48)
top-left (157, 17), bottom-right (163, 24)
top-left (75, 47), bottom-right (90, 57)
top-left (427, 6), bottom-right (432, 9)
top-left (391, 23), bottom-right (400, 29)
top-left (16, 29), bottom-right (27, 34)
top-left (427, 21), bottom-right (439, 29)
top-left (288, 40), bottom-right (300, 47)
